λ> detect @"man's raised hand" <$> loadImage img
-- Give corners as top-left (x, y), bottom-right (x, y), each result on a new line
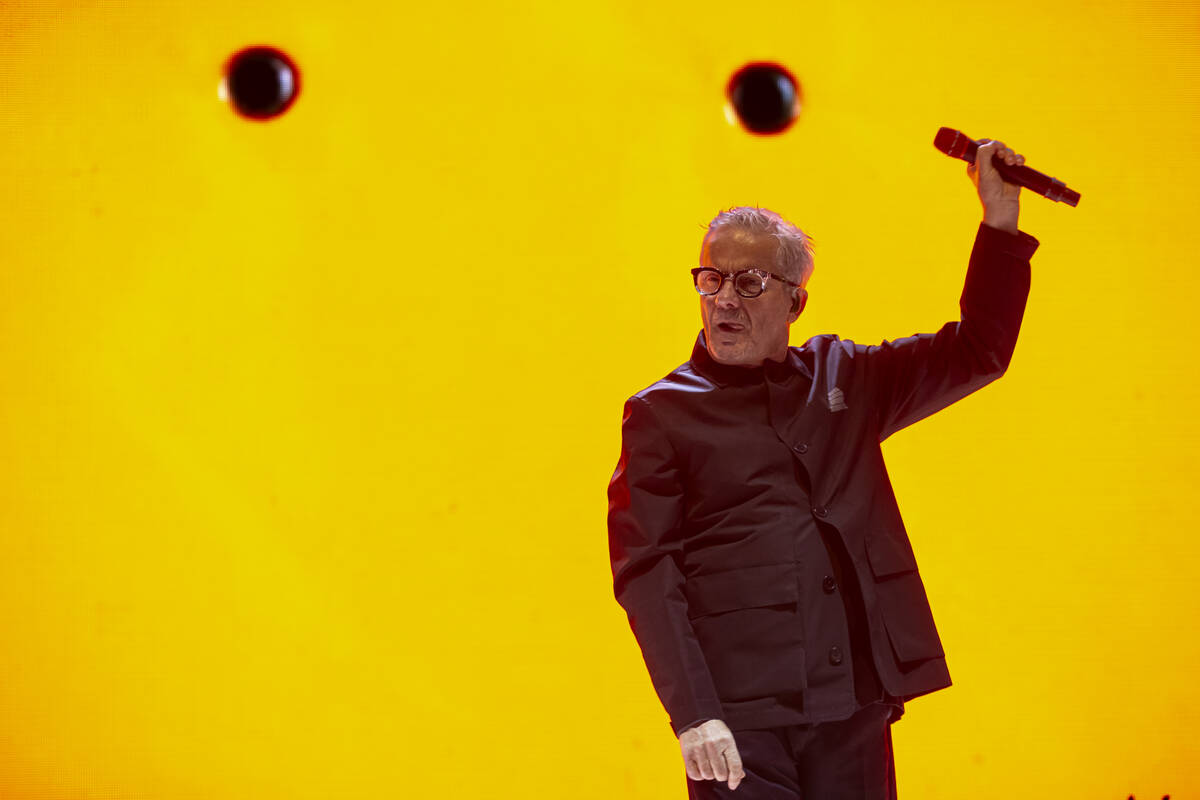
top-left (679, 719), bottom-right (745, 791)
top-left (968, 138), bottom-right (1025, 234)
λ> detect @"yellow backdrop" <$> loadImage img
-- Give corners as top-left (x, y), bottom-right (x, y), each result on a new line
top-left (1, 1), bottom-right (1197, 798)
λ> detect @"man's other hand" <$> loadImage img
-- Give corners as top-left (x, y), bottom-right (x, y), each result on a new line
top-left (679, 719), bottom-right (745, 791)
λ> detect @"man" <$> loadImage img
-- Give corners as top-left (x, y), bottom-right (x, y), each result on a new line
top-left (607, 139), bottom-right (1040, 798)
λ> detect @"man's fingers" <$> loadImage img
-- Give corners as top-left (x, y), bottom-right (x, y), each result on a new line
top-left (704, 740), bottom-right (729, 781)
top-left (725, 745), bottom-right (746, 790)
top-left (979, 138), bottom-right (1027, 169)
top-left (683, 743), bottom-right (715, 781)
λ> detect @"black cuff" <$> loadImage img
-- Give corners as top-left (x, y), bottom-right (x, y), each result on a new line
top-left (977, 221), bottom-right (1040, 260)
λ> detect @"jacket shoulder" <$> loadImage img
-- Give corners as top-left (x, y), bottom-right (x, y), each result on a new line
top-left (628, 362), bottom-right (716, 406)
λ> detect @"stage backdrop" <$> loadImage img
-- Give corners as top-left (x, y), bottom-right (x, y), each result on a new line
top-left (1, 1), bottom-right (1197, 798)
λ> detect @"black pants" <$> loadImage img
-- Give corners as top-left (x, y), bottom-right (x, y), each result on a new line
top-left (685, 703), bottom-right (897, 800)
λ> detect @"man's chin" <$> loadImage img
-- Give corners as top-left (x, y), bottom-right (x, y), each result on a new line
top-left (708, 344), bottom-right (756, 367)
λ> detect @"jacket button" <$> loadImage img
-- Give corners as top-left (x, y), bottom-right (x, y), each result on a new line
top-left (813, 506), bottom-right (828, 518)
top-left (793, 442), bottom-right (809, 454)
top-left (828, 646), bottom-right (843, 666)
top-left (822, 575), bottom-right (837, 594)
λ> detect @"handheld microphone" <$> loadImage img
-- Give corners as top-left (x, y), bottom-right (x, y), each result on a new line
top-left (934, 127), bottom-right (1081, 207)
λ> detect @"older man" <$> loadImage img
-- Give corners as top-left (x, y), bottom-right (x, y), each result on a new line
top-left (607, 140), bottom-right (1040, 798)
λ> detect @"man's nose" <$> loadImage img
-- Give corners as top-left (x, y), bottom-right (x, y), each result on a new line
top-left (714, 280), bottom-right (742, 309)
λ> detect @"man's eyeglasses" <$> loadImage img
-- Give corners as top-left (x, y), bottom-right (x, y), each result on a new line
top-left (691, 267), bottom-right (803, 299)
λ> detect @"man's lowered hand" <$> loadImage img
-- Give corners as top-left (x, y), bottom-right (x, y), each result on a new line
top-left (679, 719), bottom-right (745, 791)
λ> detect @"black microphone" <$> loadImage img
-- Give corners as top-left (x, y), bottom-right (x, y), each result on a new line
top-left (934, 127), bottom-right (1081, 207)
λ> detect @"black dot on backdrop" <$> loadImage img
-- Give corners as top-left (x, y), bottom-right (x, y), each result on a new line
top-left (223, 46), bottom-right (300, 120)
top-left (726, 62), bottom-right (801, 135)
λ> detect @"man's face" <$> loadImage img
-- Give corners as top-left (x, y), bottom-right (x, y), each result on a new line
top-left (698, 227), bottom-right (805, 366)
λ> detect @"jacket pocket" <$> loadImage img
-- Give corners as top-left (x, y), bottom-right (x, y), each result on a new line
top-left (865, 535), bottom-right (945, 664)
top-left (864, 530), bottom-right (919, 578)
top-left (683, 564), bottom-right (806, 701)
top-left (684, 563), bottom-right (799, 618)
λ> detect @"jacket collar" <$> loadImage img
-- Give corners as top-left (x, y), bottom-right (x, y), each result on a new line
top-left (688, 329), bottom-right (813, 388)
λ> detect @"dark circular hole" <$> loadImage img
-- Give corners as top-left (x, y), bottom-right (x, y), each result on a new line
top-left (726, 62), bottom-right (800, 135)
top-left (224, 46), bottom-right (300, 120)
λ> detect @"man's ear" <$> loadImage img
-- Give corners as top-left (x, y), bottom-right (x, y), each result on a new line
top-left (789, 288), bottom-right (808, 319)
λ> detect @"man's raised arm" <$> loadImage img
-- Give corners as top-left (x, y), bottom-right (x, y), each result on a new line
top-left (865, 138), bottom-right (1041, 441)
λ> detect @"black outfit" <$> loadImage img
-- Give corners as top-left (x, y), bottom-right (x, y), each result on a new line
top-left (607, 222), bottom-right (1040, 797)
top-left (672, 334), bottom-right (904, 731)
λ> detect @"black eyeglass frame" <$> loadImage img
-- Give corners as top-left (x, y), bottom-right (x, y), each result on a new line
top-left (691, 266), bottom-right (804, 298)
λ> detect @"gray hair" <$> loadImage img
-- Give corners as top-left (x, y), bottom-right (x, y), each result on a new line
top-left (703, 206), bottom-right (816, 288)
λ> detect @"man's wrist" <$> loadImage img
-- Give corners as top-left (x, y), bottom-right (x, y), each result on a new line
top-left (678, 717), bottom-right (716, 735)
top-left (982, 202), bottom-right (1020, 234)
top-left (983, 216), bottom-right (1019, 235)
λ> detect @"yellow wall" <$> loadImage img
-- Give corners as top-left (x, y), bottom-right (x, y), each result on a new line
top-left (1, 1), bottom-right (1197, 797)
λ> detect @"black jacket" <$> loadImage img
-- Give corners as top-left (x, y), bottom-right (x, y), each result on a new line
top-left (608, 222), bottom-right (1040, 734)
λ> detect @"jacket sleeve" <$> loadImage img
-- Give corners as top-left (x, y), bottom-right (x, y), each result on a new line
top-left (867, 222), bottom-right (1040, 442)
top-left (607, 394), bottom-right (725, 735)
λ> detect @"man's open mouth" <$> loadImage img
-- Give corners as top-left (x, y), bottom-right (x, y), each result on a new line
top-left (717, 322), bottom-right (746, 332)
